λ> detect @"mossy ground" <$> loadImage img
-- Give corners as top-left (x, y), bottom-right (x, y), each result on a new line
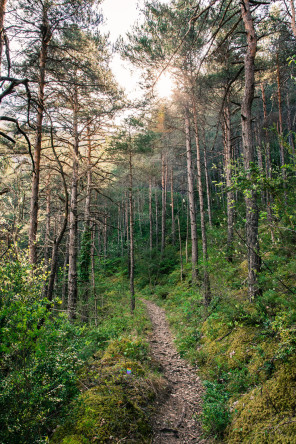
top-left (137, 225), bottom-right (296, 442)
top-left (51, 336), bottom-right (165, 443)
top-left (50, 274), bottom-right (166, 444)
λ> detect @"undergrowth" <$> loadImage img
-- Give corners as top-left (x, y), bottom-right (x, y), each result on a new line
top-left (0, 257), bottom-right (162, 444)
top-left (138, 222), bottom-right (296, 442)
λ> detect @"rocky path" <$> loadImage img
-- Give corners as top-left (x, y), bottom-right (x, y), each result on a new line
top-left (143, 300), bottom-right (208, 444)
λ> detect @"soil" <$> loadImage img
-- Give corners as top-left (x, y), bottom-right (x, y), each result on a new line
top-left (143, 300), bottom-right (208, 444)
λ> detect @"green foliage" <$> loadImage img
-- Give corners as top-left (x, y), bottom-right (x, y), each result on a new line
top-left (0, 252), bottom-right (89, 444)
top-left (0, 254), bottom-right (153, 444)
top-left (201, 381), bottom-right (230, 438)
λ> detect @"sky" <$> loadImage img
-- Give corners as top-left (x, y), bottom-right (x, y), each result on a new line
top-left (100, 0), bottom-right (174, 99)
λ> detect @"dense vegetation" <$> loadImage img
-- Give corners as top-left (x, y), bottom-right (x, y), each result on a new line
top-left (1, 0), bottom-right (296, 442)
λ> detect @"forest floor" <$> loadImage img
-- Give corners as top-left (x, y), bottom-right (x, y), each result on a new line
top-left (143, 299), bottom-right (208, 444)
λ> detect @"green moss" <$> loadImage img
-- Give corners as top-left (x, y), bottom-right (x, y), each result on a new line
top-left (58, 435), bottom-right (89, 444)
top-left (228, 358), bottom-right (296, 443)
top-left (50, 338), bottom-right (165, 444)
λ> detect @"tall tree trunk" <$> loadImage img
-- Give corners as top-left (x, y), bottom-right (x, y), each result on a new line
top-left (137, 193), bottom-right (142, 237)
top-left (44, 174), bottom-right (51, 267)
top-left (80, 124), bottom-right (92, 322)
top-left (202, 128), bottom-right (212, 228)
top-left (161, 152), bottom-right (167, 255)
top-left (155, 188), bottom-right (159, 249)
top-left (103, 213), bottom-right (108, 261)
top-left (85, 125), bottom-right (92, 227)
top-left (261, 82), bottom-right (275, 242)
top-left (223, 98), bottom-right (235, 262)
top-left (149, 178), bottom-right (153, 253)
top-left (177, 214), bottom-right (183, 282)
top-left (241, 0), bottom-right (261, 300)
top-left (129, 149), bottom-right (135, 313)
top-left (91, 227), bottom-right (97, 326)
top-left (117, 206), bottom-right (121, 253)
top-left (62, 238), bottom-right (69, 308)
top-left (192, 101), bottom-right (211, 303)
top-left (170, 167), bottom-right (175, 245)
top-left (185, 107), bottom-right (198, 283)
top-left (186, 198), bottom-right (189, 264)
top-left (120, 202), bottom-right (124, 256)
top-left (276, 54), bottom-right (286, 181)
top-left (67, 85), bottom-right (79, 320)
top-left (286, 91), bottom-right (296, 156)
top-left (47, 212), bottom-right (68, 302)
top-left (29, 10), bottom-right (51, 264)
top-left (47, 128), bottom-right (69, 302)
top-left (290, 0), bottom-right (296, 37)
top-left (0, 0), bottom-right (7, 75)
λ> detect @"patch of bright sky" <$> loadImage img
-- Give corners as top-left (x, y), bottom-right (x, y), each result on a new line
top-left (100, 0), bottom-right (174, 100)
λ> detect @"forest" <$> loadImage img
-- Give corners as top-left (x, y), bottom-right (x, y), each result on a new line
top-left (0, 0), bottom-right (296, 442)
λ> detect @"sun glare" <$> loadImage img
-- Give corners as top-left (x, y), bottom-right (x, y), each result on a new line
top-left (155, 72), bottom-right (175, 99)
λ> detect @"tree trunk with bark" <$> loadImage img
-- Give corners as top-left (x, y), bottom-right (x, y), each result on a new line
top-left (29, 9), bottom-right (51, 264)
top-left (185, 107), bottom-right (198, 283)
top-left (67, 85), bottom-right (79, 320)
top-left (177, 214), bottom-right (183, 282)
top-left (129, 149), bottom-right (135, 313)
top-left (161, 152), bottom-right (167, 255)
top-left (241, 0), bottom-right (261, 300)
top-left (276, 54), bottom-right (286, 186)
top-left (261, 82), bottom-right (275, 242)
top-left (62, 238), bottom-right (69, 308)
top-left (223, 98), bottom-right (235, 262)
top-left (149, 178), bottom-right (153, 253)
top-left (103, 213), bottom-right (108, 261)
top-left (44, 174), bottom-right (51, 267)
top-left (170, 167), bottom-right (175, 246)
top-left (286, 91), bottom-right (296, 156)
top-left (155, 188), bottom-right (159, 249)
top-left (202, 128), bottom-right (212, 228)
top-left (0, 0), bottom-right (7, 75)
top-left (80, 124), bottom-right (92, 322)
top-left (91, 228), bottom-right (97, 326)
top-left (290, 0), bottom-right (296, 37)
top-left (192, 101), bottom-right (211, 303)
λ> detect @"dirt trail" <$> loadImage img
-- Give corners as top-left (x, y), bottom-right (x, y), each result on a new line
top-left (144, 300), bottom-right (208, 444)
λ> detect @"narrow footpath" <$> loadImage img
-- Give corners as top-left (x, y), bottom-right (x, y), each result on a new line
top-left (143, 300), bottom-right (208, 444)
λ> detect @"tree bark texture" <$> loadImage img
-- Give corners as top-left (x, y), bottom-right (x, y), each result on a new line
top-left (261, 82), bottom-right (275, 242)
top-left (170, 167), bottom-right (175, 245)
top-left (155, 188), bottom-right (159, 249)
top-left (290, 0), bottom-right (296, 37)
top-left (286, 91), bottom-right (295, 156)
top-left (129, 149), bottom-right (135, 313)
top-left (91, 228), bottom-right (97, 326)
top-left (29, 9), bottom-right (51, 264)
top-left (241, 0), bottom-right (261, 300)
top-left (276, 54), bottom-right (286, 178)
top-left (44, 174), bottom-right (51, 267)
top-left (161, 152), bottom-right (167, 255)
top-left (223, 98), bottom-right (235, 262)
top-left (0, 0), bottom-right (7, 75)
top-left (67, 85), bottom-right (79, 319)
top-left (202, 128), bottom-right (212, 228)
top-left (149, 178), bottom-right (153, 253)
top-left (192, 101), bottom-right (211, 303)
top-left (185, 107), bottom-right (198, 283)
top-left (80, 124), bottom-right (93, 322)
top-left (177, 215), bottom-right (183, 282)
